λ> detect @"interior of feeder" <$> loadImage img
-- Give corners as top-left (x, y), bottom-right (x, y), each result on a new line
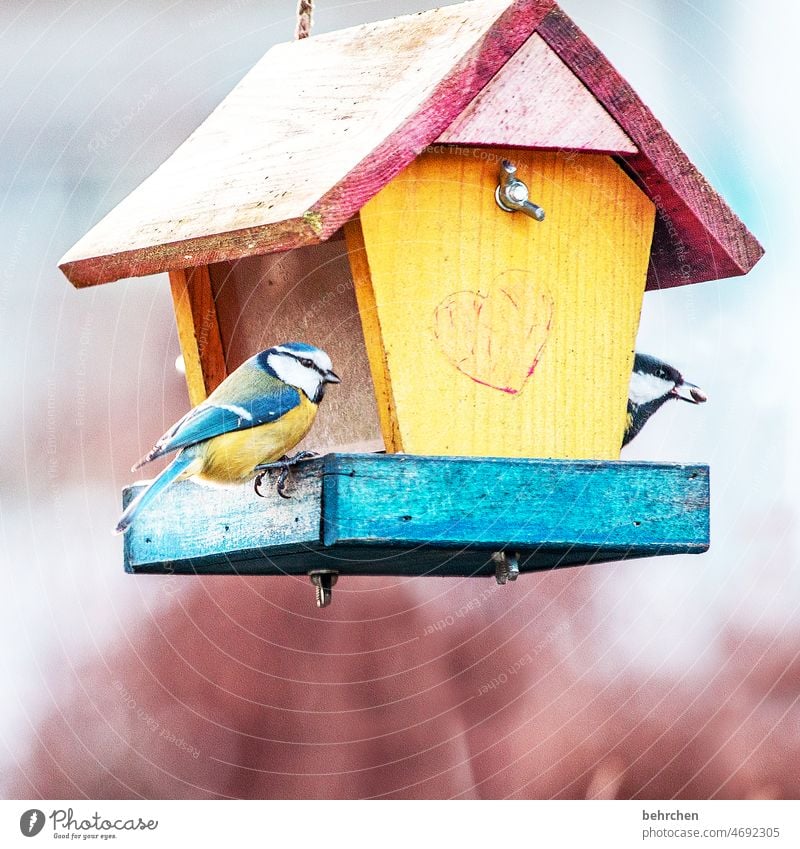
top-left (206, 145), bottom-right (658, 463)
top-left (208, 235), bottom-right (383, 455)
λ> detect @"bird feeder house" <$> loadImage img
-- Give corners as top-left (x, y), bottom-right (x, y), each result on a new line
top-left (60, 0), bottom-right (762, 591)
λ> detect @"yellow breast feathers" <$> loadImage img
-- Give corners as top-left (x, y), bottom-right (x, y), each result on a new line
top-left (194, 394), bottom-right (319, 484)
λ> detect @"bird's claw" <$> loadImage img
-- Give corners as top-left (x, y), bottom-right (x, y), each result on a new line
top-left (253, 451), bottom-right (320, 499)
top-left (276, 465), bottom-right (292, 499)
top-left (253, 469), bottom-right (269, 498)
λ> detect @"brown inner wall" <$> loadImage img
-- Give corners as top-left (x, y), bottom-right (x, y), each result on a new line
top-left (208, 235), bottom-right (383, 454)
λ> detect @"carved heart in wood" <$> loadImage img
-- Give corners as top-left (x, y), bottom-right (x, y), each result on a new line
top-left (433, 270), bottom-right (554, 395)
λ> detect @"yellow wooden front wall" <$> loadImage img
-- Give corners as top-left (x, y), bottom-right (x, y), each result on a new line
top-left (346, 147), bottom-right (655, 460)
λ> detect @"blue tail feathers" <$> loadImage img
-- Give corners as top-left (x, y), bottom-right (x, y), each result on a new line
top-left (115, 451), bottom-right (195, 534)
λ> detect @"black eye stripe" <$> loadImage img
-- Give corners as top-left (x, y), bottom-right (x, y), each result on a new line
top-left (291, 353), bottom-right (325, 374)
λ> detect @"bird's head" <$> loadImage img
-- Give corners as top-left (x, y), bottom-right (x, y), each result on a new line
top-left (261, 342), bottom-right (340, 404)
top-left (629, 353), bottom-right (707, 408)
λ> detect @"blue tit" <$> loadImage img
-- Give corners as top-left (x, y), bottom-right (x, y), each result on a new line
top-left (623, 352), bottom-right (707, 446)
top-left (115, 342), bottom-right (340, 534)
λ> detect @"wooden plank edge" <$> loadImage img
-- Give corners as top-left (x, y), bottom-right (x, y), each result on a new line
top-left (321, 453), bottom-right (709, 549)
top-left (59, 216), bottom-right (321, 288)
top-left (343, 217), bottom-right (402, 452)
top-left (168, 266), bottom-right (227, 404)
top-left (125, 542), bottom-right (706, 576)
top-left (430, 141), bottom-right (638, 155)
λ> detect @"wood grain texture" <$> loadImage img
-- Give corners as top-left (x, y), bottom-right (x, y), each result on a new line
top-left (323, 454), bottom-right (709, 550)
top-left (123, 453), bottom-right (710, 575)
top-left (438, 32), bottom-right (636, 153)
top-left (168, 266), bottom-right (227, 405)
top-left (123, 459), bottom-right (323, 573)
top-left (58, 0), bottom-right (761, 293)
top-left (536, 7), bottom-right (764, 289)
top-left (356, 147), bottom-right (655, 460)
top-left (343, 217), bottom-right (402, 452)
top-left (59, 0), bottom-right (554, 287)
top-left (208, 240), bottom-right (383, 454)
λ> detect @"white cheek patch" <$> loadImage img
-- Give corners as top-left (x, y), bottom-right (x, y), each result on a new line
top-left (268, 353), bottom-right (322, 401)
top-left (313, 351), bottom-right (333, 374)
top-left (273, 345), bottom-right (333, 375)
top-left (628, 370), bottom-right (673, 406)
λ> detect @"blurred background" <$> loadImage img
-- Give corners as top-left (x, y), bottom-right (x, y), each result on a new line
top-left (1, 0), bottom-right (797, 799)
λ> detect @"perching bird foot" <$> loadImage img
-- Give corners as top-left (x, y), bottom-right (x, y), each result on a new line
top-left (254, 451), bottom-right (320, 499)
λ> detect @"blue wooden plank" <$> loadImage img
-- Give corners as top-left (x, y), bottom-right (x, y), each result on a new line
top-left (124, 458), bottom-right (325, 573)
top-left (322, 454), bottom-right (709, 553)
top-left (122, 453), bottom-right (709, 575)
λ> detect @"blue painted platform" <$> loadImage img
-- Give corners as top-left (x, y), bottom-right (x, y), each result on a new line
top-left (122, 453), bottom-right (709, 576)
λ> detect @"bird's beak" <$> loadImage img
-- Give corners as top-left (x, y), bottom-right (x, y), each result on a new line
top-left (323, 370), bottom-right (341, 384)
top-left (671, 381), bottom-right (707, 404)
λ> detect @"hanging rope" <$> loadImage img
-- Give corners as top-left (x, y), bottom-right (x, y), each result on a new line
top-left (295, 0), bottom-right (313, 39)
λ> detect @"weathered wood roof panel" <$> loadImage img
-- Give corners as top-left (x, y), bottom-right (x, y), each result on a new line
top-left (60, 0), bottom-right (554, 286)
top-left (536, 6), bottom-right (763, 287)
top-left (437, 32), bottom-right (636, 152)
top-left (59, 0), bottom-right (762, 290)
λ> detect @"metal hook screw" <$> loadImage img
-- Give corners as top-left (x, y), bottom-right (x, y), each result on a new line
top-left (495, 160), bottom-right (545, 221)
top-left (492, 551), bottom-right (520, 585)
top-left (309, 570), bottom-right (338, 608)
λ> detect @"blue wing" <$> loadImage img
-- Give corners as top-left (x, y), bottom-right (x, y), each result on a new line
top-left (134, 365), bottom-right (301, 469)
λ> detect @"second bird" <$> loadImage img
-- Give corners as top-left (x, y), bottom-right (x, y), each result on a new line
top-left (115, 342), bottom-right (340, 534)
top-left (624, 352), bottom-right (706, 446)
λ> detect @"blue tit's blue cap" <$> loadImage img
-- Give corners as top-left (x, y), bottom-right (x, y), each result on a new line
top-left (276, 342), bottom-right (322, 354)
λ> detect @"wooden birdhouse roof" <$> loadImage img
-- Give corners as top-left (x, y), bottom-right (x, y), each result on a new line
top-left (59, 0), bottom-right (763, 290)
